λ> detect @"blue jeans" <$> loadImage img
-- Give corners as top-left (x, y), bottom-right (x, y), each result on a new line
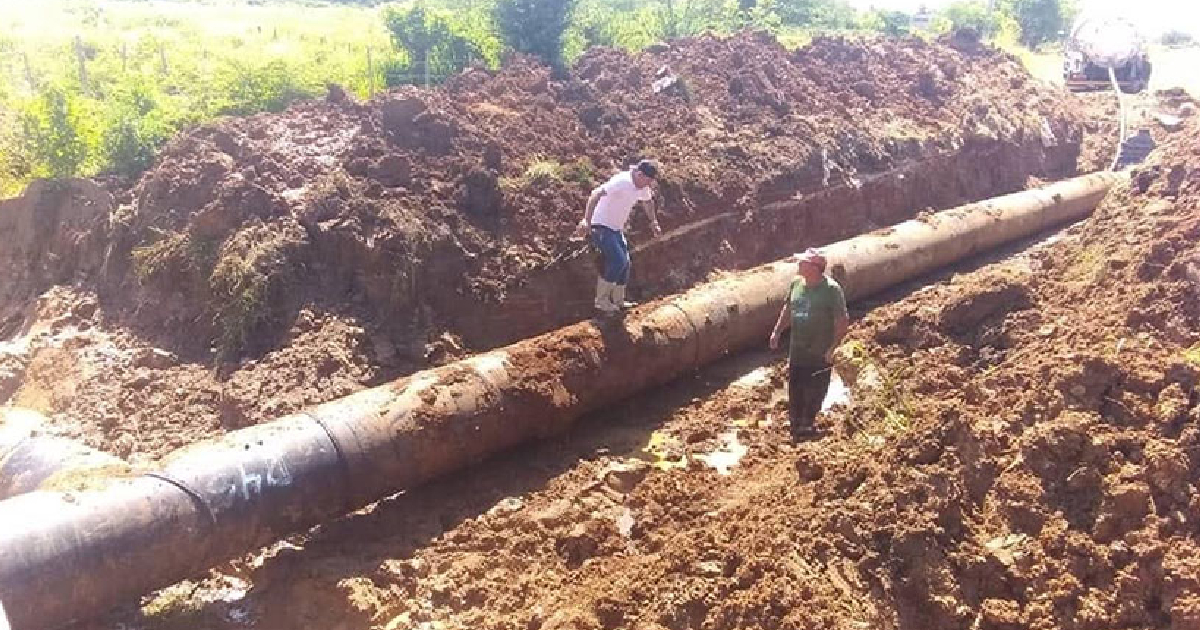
top-left (591, 225), bottom-right (630, 286)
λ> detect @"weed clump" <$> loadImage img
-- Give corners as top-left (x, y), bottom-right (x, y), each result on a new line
top-left (208, 221), bottom-right (307, 360)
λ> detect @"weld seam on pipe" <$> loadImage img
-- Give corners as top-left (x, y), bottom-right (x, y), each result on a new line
top-left (299, 410), bottom-right (355, 515)
top-left (664, 302), bottom-right (704, 370)
top-left (141, 471), bottom-right (219, 528)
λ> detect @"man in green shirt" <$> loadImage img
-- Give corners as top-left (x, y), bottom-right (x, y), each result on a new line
top-left (769, 248), bottom-right (849, 440)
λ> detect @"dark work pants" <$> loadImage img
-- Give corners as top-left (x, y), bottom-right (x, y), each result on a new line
top-left (788, 361), bottom-right (831, 437)
top-left (590, 225), bottom-right (630, 286)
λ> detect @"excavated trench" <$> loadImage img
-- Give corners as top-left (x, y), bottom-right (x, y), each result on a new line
top-left (0, 123), bottom-right (1083, 466)
top-left (0, 32), bottom-right (1127, 629)
top-left (404, 138), bottom-right (1080, 348)
top-left (0, 171), bottom-right (1119, 630)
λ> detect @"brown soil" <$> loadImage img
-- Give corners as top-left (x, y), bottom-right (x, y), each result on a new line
top-left (1075, 88), bottom-right (1191, 174)
top-left (0, 33), bottom-right (1093, 462)
top-left (63, 81), bottom-right (1200, 630)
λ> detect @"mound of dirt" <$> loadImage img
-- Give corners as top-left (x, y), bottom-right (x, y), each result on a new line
top-left (2, 32), bottom-right (1089, 460)
top-left (820, 112), bottom-right (1200, 628)
top-left (81, 93), bottom-right (1199, 630)
top-left (115, 32), bottom-right (1081, 354)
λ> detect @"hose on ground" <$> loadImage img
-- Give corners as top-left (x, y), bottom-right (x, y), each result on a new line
top-left (1108, 65), bottom-right (1127, 171)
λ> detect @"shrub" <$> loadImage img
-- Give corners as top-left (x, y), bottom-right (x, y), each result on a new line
top-left (493, 0), bottom-right (581, 71)
top-left (384, 1), bottom-right (483, 82)
top-left (19, 86), bottom-right (89, 179)
top-left (217, 59), bottom-right (317, 116)
top-left (101, 80), bottom-right (172, 179)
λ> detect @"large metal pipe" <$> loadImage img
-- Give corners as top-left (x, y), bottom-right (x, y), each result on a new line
top-left (0, 172), bottom-right (1118, 629)
top-left (0, 409), bottom-right (129, 501)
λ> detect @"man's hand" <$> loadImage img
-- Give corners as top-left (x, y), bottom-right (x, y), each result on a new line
top-left (571, 221), bottom-right (588, 240)
top-left (651, 221), bottom-right (663, 237)
top-left (769, 330), bottom-right (781, 350)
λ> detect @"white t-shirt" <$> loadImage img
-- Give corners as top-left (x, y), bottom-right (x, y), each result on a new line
top-left (590, 170), bottom-right (652, 231)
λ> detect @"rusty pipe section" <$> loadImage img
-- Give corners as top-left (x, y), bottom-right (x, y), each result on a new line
top-left (0, 172), bottom-right (1118, 630)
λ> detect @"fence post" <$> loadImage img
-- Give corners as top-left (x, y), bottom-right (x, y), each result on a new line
top-left (367, 45), bottom-right (374, 98)
top-left (74, 36), bottom-right (89, 93)
top-left (22, 51), bottom-right (34, 88)
top-left (159, 44), bottom-right (168, 75)
top-left (121, 42), bottom-right (128, 73)
top-left (424, 50), bottom-right (430, 88)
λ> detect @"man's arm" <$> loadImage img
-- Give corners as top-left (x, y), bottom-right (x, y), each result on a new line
top-left (769, 299), bottom-right (790, 350)
top-left (643, 197), bottom-right (662, 237)
top-left (832, 313), bottom-right (848, 347)
top-left (573, 187), bottom-right (605, 238)
top-left (826, 289), bottom-right (849, 361)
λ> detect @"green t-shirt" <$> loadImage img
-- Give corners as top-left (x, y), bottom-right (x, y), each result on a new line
top-left (788, 275), bottom-right (848, 364)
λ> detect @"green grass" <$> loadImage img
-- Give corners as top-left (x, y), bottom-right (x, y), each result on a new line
top-left (501, 155), bottom-right (569, 189)
top-left (9, 1), bottom-right (1146, 201)
top-left (131, 230), bottom-right (217, 285)
top-left (1185, 342), bottom-right (1200, 367)
top-left (0, 0), bottom-right (396, 195)
top-left (207, 225), bottom-right (302, 359)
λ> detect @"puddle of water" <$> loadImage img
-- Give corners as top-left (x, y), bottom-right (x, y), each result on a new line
top-left (696, 430), bottom-right (748, 475)
top-left (821, 372), bottom-right (850, 412)
top-left (641, 368), bottom-right (847, 477)
top-left (615, 506), bottom-right (635, 537)
top-left (731, 366), bottom-right (772, 389)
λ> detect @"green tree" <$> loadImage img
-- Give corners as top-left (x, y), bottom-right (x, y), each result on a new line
top-left (866, 9), bottom-right (910, 35)
top-left (20, 86), bottom-right (88, 179)
top-left (939, 1), bottom-right (1002, 37)
top-left (384, 1), bottom-right (483, 81)
top-left (1003, 0), bottom-right (1070, 47)
top-left (493, 0), bottom-right (581, 70)
top-left (0, 106), bottom-right (31, 195)
top-left (777, 0), bottom-right (857, 28)
top-left (102, 79), bottom-right (172, 179)
top-left (743, 0), bottom-right (783, 32)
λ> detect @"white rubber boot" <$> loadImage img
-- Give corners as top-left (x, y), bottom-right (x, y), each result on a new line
top-left (594, 278), bottom-right (619, 314)
top-left (611, 283), bottom-right (635, 310)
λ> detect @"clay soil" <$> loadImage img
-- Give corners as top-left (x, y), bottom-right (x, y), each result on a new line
top-left (4, 29), bottom-right (1198, 630)
top-left (61, 92), bottom-right (1200, 630)
top-left (1, 32), bottom-right (1092, 463)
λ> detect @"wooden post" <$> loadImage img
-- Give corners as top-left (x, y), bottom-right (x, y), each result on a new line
top-left (121, 42), bottom-right (128, 73)
top-left (74, 36), bottom-right (89, 92)
top-left (424, 50), bottom-right (430, 88)
top-left (366, 45), bottom-right (374, 97)
top-left (22, 51), bottom-right (34, 88)
top-left (159, 44), bottom-right (168, 75)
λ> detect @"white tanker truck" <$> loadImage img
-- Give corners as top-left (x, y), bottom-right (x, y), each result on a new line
top-left (1063, 13), bottom-right (1152, 92)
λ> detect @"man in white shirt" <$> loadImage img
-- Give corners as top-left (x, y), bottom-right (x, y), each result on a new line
top-left (572, 160), bottom-right (662, 315)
